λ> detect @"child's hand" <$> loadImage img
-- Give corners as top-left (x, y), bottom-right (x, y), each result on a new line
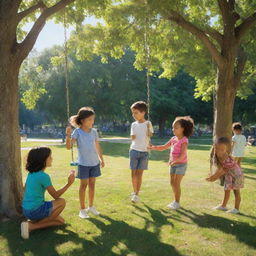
top-left (148, 144), bottom-right (154, 150)
top-left (68, 170), bottom-right (75, 185)
top-left (169, 161), bottom-right (176, 166)
top-left (206, 176), bottom-right (214, 182)
top-left (100, 160), bottom-right (105, 168)
top-left (66, 126), bottom-right (72, 136)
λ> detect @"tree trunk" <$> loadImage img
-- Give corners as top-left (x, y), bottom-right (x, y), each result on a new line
top-left (0, 59), bottom-right (23, 217)
top-left (158, 118), bottom-right (166, 138)
top-left (213, 67), bottom-right (237, 141)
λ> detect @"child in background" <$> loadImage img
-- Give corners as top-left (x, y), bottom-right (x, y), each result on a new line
top-left (66, 107), bottom-right (104, 218)
top-left (21, 147), bottom-right (75, 239)
top-left (207, 137), bottom-right (244, 214)
top-left (129, 101), bottom-right (153, 203)
top-left (231, 122), bottom-right (247, 166)
top-left (150, 116), bottom-right (194, 210)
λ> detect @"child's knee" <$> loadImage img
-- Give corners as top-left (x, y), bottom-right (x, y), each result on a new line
top-left (80, 184), bottom-right (87, 190)
top-left (58, 198), bottom-right (66, 208)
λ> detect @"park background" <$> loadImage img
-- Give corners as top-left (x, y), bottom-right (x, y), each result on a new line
top-left (1, 1), bottom-right (256, 256)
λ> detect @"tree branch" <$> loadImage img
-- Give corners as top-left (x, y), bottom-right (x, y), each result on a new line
top-left (217, 0), bottom-right (230, 24)
top-left (202, 25), bottom-right (223, 45)
top-left (168, 10), bottom-right (226, 69)
top-left (234, 46), bottom-right (247, 88)
top-left (235, 12), bottom-right (256, 42)
top-left (18, 1), bottom-right (47, 22)
top-left (17, 0), bottom-right (75, 60)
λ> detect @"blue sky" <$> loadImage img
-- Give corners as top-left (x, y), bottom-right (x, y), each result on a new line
top-left (23, 17), bottom-right (98, 52)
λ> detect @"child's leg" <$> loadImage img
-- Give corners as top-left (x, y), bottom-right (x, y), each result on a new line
top-left (173, 174), bottom-right (184, 203)
top-left (233, 189), bottom-right (241, 210)
top-left (170, 174), bottom-right (176, 195)
top-left (79, 179), bottom-right (88, 209)
top-left (135, 170), bottom-right (144, 195)
top-left (28, 198), bottom-right (66, 232)
top-left (88, 177), bottom-right (96, 207)
top-left (131, 170), bottom-right (137, 193)
top-left (221, 190), bottom-right (231, 207)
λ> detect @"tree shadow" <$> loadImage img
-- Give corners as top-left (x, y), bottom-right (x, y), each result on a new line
top-left (0, 221), bottom-right (96, 256)
top-left (244, 174), bottom-right (256, 180)
top-left (88, 213), bottom-right (186, 256)
top-left (176, 208), bottom-right (256, 249)
top-left (1, 212), bottom-right (186, 256)
top-left (242, 167), bottom-right (256, 175)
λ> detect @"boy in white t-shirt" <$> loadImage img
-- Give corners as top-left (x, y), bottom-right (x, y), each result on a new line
top-left (129, 101), bottom-right (153, 203)
top-left (232, 122), bottom-right (247, 166)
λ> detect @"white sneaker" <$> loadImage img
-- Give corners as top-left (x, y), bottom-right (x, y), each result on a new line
top-left (21, 221), bottom-right (29, 239)
top-left (167, 201), bottom-right (180, 210)
top-left (131, 194), bottom-right (139, 203)
top-left (213, 205), bottom-right (228, 211)
top-left (130, 192), bottom-right (136, 197)
top-left (86, 206), bottom-right (100, 216)
top-left (79, 209), bottom-right (90, 219)
top-left (227, 208), bottom-right (240, 214)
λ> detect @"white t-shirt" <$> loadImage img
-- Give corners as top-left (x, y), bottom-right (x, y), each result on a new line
top-left (232, 134), bottom-right (247, 157)
top-left (130, 121), bottom-right (154, 152)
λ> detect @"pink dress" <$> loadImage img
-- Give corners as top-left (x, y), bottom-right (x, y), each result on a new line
top-left (223, 157), bottom-right (244, 190)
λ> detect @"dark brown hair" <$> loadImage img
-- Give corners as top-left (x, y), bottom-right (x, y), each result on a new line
top-left (173, 116), bottom-right (194, 137)
top-left (26, 147), bottom-right (51, 173)
top-left (130, 101), bottom-right (148, 113)
top-left (69, 107), bottom-right (95, 127)
top-left (232, 122), bottom-right (242, 131)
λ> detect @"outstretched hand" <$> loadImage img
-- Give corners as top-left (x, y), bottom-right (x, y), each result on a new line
top-left (68, 170), bottom-right (76, 185)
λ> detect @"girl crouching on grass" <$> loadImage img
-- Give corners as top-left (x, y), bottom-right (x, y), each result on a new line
top-left (21, 147), bottom-right (75, 239)
top-left (206, 137), bottom-right (244, 214)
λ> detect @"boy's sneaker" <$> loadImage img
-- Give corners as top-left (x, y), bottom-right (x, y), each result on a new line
top-left (213, 205), bottom-right (228, 211)
top-left (79, 209), bottom-right (90, 219)
top-left (21, 221), bottom-right (29, 239)
top-left (227, 208), bottom-right (240, 214)
top-left (131, 194), bottom-right (139, 203)
top-left (167, 201), bottom-right (180, 210)
top-left (86, 206), bottom-right (100, 216)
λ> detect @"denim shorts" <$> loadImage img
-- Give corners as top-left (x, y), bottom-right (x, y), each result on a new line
top-left (170, 163), bottom-right (187, 175)
top-left (23, 201), bottom-right (53, 221)
top-left (77, 164), bottom-right (101, 179)
top-left (129, 149), bottom-right (149, 170)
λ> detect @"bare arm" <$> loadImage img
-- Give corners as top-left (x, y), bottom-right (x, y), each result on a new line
top-left (95, 140), bottom-right (105, 167)
top-left (47, 172), bottom-right (75, 199)
top-left (66, 126), bottom-right (76, 150)
top-left (206, 168), bottom-right (225, 182)
top-left (150, 141), bottom-right (171, 151)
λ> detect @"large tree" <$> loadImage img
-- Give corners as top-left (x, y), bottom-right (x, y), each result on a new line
top-left (70, 0), bottom-right (256, 139)
top-left (0, 0), bottom-right (87, 217)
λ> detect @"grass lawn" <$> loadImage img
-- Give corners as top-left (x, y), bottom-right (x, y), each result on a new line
top-left (1, 138), bottom-right (256, 256)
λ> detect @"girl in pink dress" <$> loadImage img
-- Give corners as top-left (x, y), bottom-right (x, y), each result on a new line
top-left (150, 116), bottom-right (194, 210)
top-left (206, 137), bottom-right (244, 214)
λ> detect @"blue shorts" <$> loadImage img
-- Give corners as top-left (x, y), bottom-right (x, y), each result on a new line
top-left (77, 164), bottom-right (101, 179)
top-left (129, 149), bottom-right (149, 170)
top-left (23, 201), bottom-right (53, 221)
top-left (170, 164), bottom-right (187, 175)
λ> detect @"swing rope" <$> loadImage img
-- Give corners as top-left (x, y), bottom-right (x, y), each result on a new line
top-left (63, 10), bottom-right (75, 164)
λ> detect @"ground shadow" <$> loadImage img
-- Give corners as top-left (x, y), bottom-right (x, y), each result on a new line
top-left (1, 213), bottom-right (186, 256)
top-left (88, 214), bottom-right (186, 256)
top-left (176, 208), bottom-right (256, 249)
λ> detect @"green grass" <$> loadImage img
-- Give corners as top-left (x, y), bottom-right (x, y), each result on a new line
top-left (1, 138), bottom-right (256, 256)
